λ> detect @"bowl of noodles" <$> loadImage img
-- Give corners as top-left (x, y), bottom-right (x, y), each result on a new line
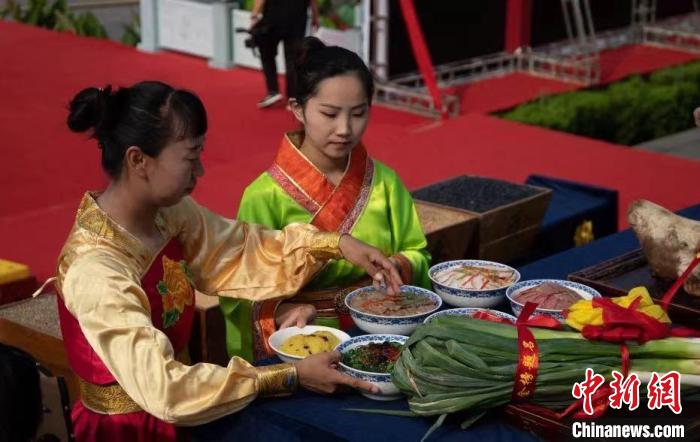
top-left (428, 260), bottom-right (520, 308)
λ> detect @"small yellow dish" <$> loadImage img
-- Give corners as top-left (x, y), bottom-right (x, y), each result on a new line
top-left (280, 331), bottom-right (340, 357)
top-left (268, 325), bottom-right (351, 363)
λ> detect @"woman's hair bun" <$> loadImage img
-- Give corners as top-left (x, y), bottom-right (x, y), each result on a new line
top-left (296, 36), bottom-right (327, 67)
top-left (66, 85), bottom-right (112, 133)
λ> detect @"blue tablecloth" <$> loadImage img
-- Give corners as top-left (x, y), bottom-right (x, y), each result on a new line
top-left (192, 390), bottom-right (537, 442)
top-left (519, 203), bottom-right (700, 281)
top-left (192, 333), bottom-right (538, 442)
top-left (192, 203), bottom-right (700, 442)
top-left (520, 175), bottom-right (618, 265)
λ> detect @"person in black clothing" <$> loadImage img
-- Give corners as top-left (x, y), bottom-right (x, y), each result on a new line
top-left (251, 0), bottom-right (319, 108)
top-left (0, 344), bottom-right (43, 442)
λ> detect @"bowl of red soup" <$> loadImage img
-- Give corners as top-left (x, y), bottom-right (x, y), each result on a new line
top-left (337, 334), bottom-right (407, 401)
top-left (344, 285), bottom-right (442, 335)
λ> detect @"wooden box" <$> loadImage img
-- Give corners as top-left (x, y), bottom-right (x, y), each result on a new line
top-left (414, 200), bottom-right (479, 263)
top-left (569, 249), bottom-right (700, 327)
top-left (0, 290), bottom-right (231, 412)
top-left (0, 294), bottom-right (78, 404)
top-left (413, 176), bottom-right (552, 264)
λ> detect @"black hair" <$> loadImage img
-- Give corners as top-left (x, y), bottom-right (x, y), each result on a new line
top-left (293, 37), bottom-right (374, 107)
top-left (67, 81), bottom-right (207, 179)
top-left (0, 344), bottom-right (43, 442)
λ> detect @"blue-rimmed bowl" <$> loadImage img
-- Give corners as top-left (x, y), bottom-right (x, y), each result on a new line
top-left (506, 279), bottom-right (601, 322)
top-left (424, 307), bottom-right (517, 324)
top-left (336, 334), bottom-right (407, 401)
top-left (428, 260), bottom-right (520, 308)
top-left (344, 285), bottom-right (442, 335)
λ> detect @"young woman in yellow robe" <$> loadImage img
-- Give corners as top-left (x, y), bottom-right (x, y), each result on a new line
top-left (221, 37), bottom-right (431, 362)
top-left (55, 81), bottom-right (400, 441)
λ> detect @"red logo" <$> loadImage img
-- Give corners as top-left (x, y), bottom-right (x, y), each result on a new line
top-left (609, 371), bottom-right (641, 411)
top-left (571, 368), bottom-right (606, 416)
top-left (647, 371), bottom-right (682, 414)
top-left (572, 369), bottom-right (683, 414)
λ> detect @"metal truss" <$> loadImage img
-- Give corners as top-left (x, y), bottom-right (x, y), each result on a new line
top-left (373, 1), bottom-right (700, 118)
top-left (374, 83), bottom-right (460, 118)
top-left (642, 11), bottom-right (700, 53)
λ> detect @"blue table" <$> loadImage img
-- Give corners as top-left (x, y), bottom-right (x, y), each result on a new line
top-left (192, 203), bottom-right (700, 442)
top-left (520, 175), bottom-right (618, 265)
top-left (192, 390), bottom-right (536, 442)
top-left (519, 203), bottom-right (700, 281)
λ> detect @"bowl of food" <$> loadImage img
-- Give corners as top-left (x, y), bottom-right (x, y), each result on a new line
top-left (424, 307), bottom-right (517, 324)
top-left (268, 325), bottom-right (351, 363)
top-left (428, 260), bottom-right (520, 308)
top-left (344, 285), bottom-right (442, 335)
top-left (505, 279), bottom-right (601, 322)
top-left (336, 334), bottom-right (407, 401)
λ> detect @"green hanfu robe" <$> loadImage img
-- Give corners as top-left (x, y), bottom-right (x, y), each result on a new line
top-left (220, 132), bottom-right (431, 362)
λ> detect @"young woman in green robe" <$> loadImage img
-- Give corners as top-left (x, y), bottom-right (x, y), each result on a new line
top-left (221, 37), bottom-right (431, 362)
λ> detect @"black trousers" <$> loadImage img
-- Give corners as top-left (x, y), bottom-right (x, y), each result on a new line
top-left (257, 19), bottom-right (307, 97)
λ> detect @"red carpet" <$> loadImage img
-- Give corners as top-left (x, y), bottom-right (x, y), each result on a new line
top-left (365, 114), bottom-right (700, 214)
top-left (2, 21), bottom-right (700, 280)
top-left (0, 22), bottom-right (423, 220)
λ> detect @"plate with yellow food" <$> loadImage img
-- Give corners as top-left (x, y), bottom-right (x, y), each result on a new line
top-left (268, 325), bottom-right (351, 363)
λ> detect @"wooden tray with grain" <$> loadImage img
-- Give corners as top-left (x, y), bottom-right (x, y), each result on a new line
top-left (568, 249), bottom-right (700, 327)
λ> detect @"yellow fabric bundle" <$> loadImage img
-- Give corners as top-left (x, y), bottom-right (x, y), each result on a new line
top-left (0, 259), bottom-right (31, 285)
top-left (565, 286), bottom-right (671, 331)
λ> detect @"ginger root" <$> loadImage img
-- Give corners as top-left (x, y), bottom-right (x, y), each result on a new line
top-left (628, 200), bottom-right (700, 296)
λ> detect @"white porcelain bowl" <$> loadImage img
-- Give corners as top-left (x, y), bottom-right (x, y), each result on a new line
top-left (268, 325), bottom-right (351, 363)
top-left (344, 285), bottom-right (442, 335)
top-left (428, 260), bottom-right (520, 308)
top-left (336, 334), bottom-right (408, 401)
top-left (505, 279), bottom-right (601, 323)
top-left (424, 307), bottom-right (517, 324)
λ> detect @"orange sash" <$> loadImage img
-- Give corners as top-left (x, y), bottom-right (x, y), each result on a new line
top-left (267, 132), bottom-right (374, 234)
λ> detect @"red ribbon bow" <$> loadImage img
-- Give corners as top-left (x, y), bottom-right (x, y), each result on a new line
top-left (581, 297), bottom-right (670, 344)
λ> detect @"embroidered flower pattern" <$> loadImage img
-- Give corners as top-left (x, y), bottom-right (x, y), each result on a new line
top-left (157, 256), bottom-right (194, 328)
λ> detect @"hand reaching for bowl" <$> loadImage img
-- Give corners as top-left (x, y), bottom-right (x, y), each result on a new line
top-left (276, 303), bottom-right (317, 329)
top-left (339, 234), bottom-right (402, 295)
top-left (295, 351), bottom-right (379, 395)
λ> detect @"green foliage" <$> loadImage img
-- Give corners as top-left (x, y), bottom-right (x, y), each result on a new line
top-left (120, 13), bottom-right (140, 47)
top-left (317, 0), bottom-right (358, 29)
top-left (501, 62), bottom-right (700, 145)
top-left (1, 0), bottom-right (108, 40)
top-left (239, 0), bottom-right (359, 29)
top-left (240, 0), bottom-right (255, 11)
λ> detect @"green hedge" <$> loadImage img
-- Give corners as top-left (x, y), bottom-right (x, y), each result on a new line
top-left (500, 61), bottom-right (700, 145)
top-left (239, 0), bottom-right (358, 29)
top-left (1, 0), bottom-right (141, 46)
